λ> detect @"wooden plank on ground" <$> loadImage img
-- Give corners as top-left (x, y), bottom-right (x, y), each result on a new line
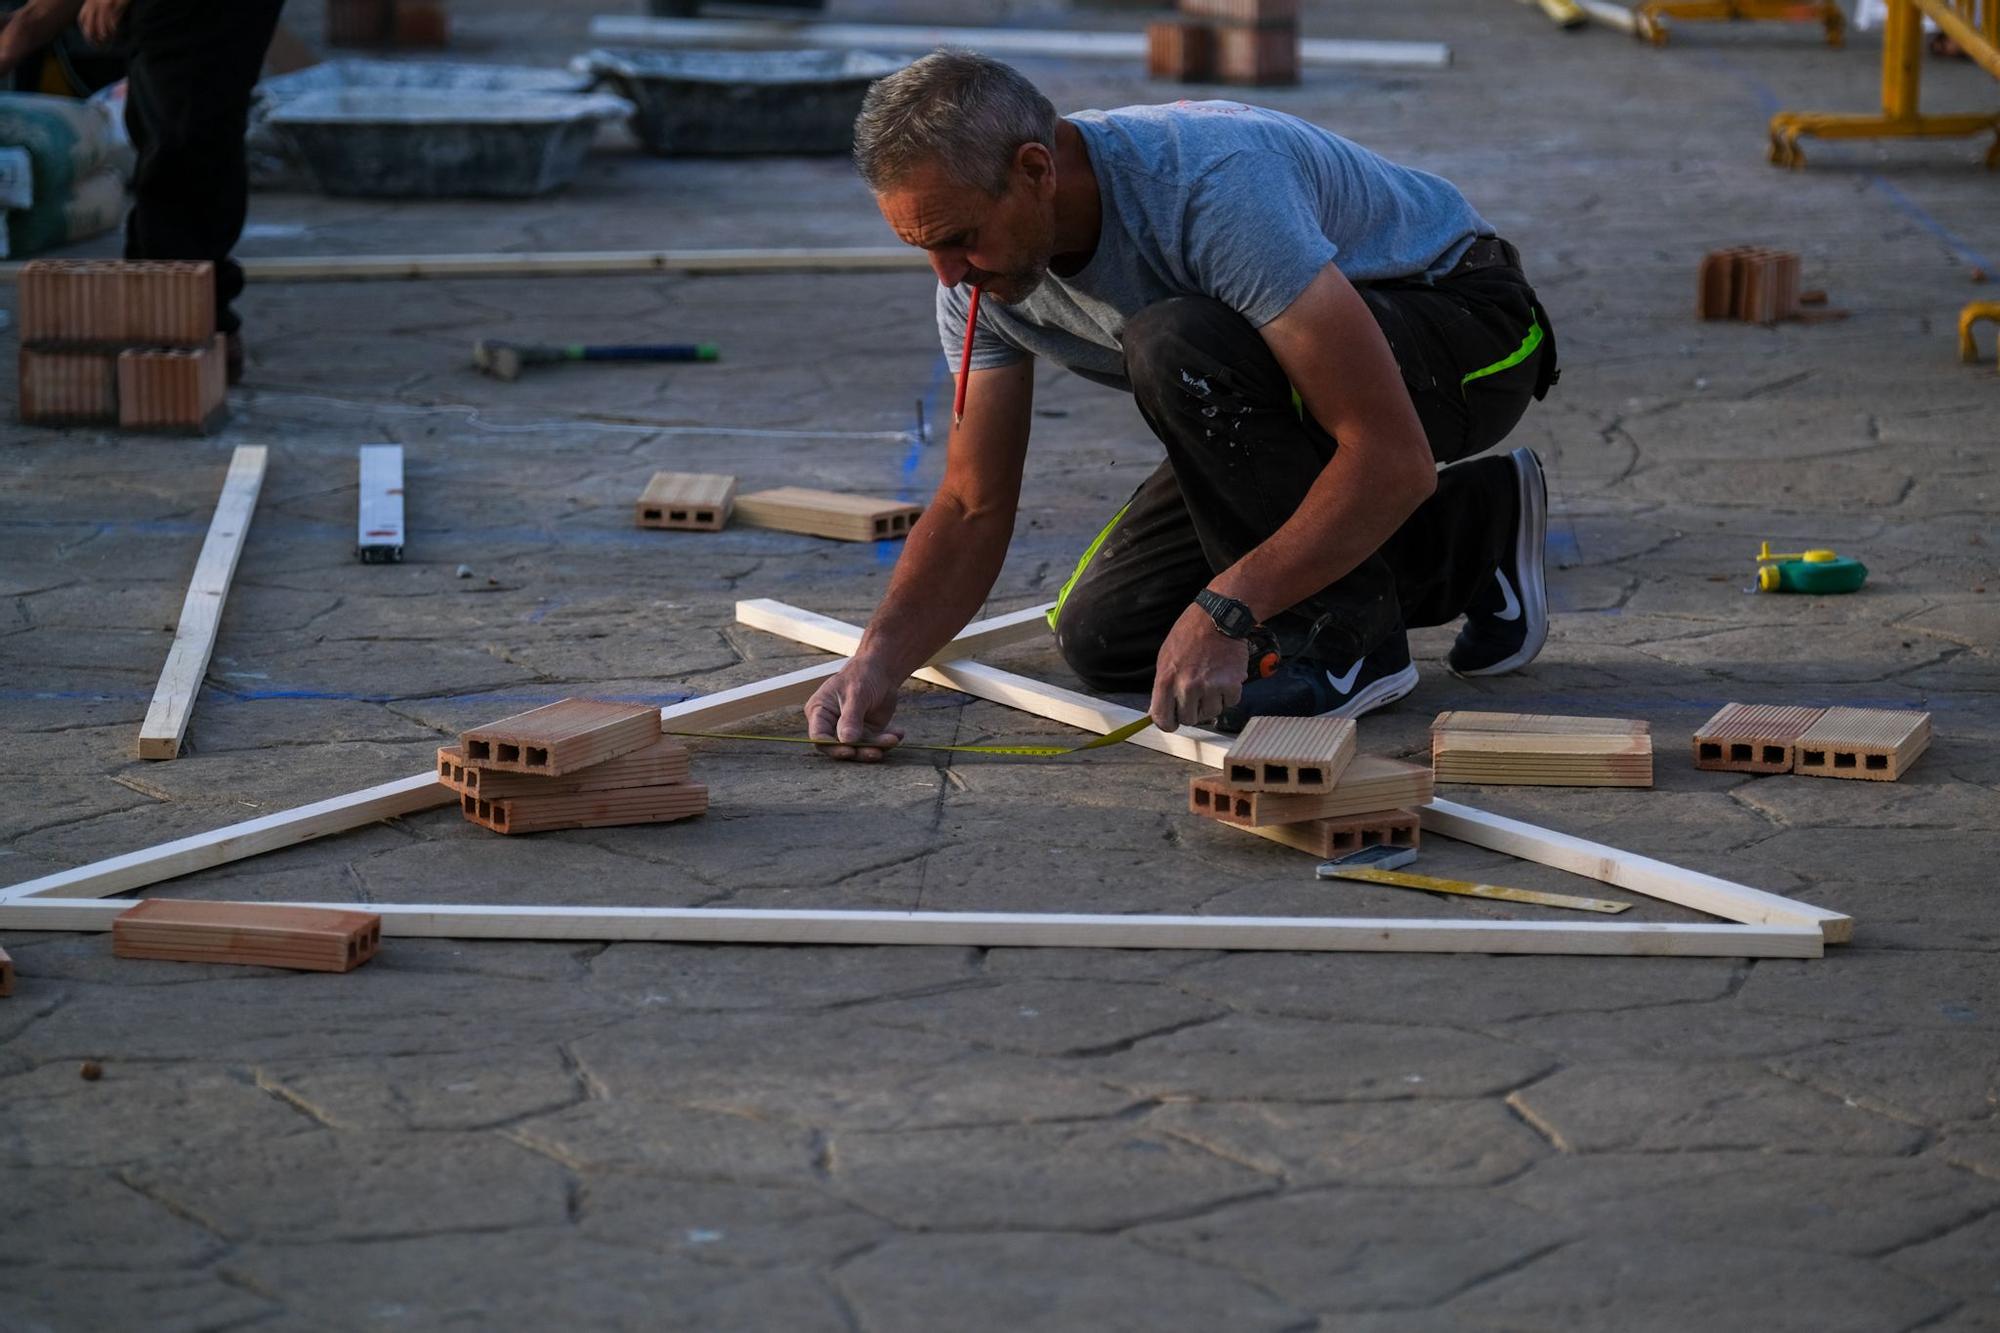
top-left (1, 898), bottom-right (1824, 957)
top-left (356, 444), bottom-right (405, 562)
top-left (137, 445), bottom-right (268, 760)
top-left (586, 14), bottom-right (1453, 68)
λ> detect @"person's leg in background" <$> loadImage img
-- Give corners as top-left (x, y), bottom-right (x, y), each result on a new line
top-left (121, 0), bottom-right (284, 381)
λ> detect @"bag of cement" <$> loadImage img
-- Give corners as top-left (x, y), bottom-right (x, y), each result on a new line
top-left (0, 88), bottom-right (132, 256)
top-left (0, 145), bottom-right (31, 209)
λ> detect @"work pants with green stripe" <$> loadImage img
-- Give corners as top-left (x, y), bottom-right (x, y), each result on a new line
top-left (1051, 260), bottom-right (1554, 689)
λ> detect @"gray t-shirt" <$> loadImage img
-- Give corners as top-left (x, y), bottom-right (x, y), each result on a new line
top-left (936, 101), bottom-right (1492, 392)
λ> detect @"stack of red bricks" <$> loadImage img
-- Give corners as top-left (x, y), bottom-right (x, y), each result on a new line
top-left (436, 698), bottom-right (707, 835)
top-left (1148, 0), bottom-right (1300, 86)
top-left (1697, 247), bottom-right (1802, 324)
top-left (17, 259), bottom-right (227, 433)
top-left (1185, 716), bottom-right (1435, 857)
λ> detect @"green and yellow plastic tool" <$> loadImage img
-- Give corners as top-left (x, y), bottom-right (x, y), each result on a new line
top-left (1754, 541), bottom-right (1868, 594)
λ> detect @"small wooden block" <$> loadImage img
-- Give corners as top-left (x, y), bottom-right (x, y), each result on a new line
top-left (733, 487), bottom-right (923, 542)
top-left (460, 698), bottom-right (662, 775)
top-left (1245, 808), bottom-right (1421, 859)
top-left (1692, 702), bottom-right (1827, 774)
top-left (636, 471), bottom-right (736, 531)
top-left (17, 259), bottom-right (215, 348)
top-left (117, 335), bottom-right (228, 434)
top-left (1191, 755), bottom-right (1432, 826)
top-left (0, 945), bottom-right (12, 997)
top-left (1179, 0), bottom-right (1300, 24)
top-left (19, 346), bottom-right (118, 426)
top-left (439, 736), bottom-right (690, 798)
top-left (1432, 711), bottom-right (1653, 788)
top-left (463, 781), bottom-right (709, 835)
top-left (1148, 19), bottom-right (1216, 79)
top-left (1214, 21), bottom-right (1299, 85)
top-left (1221, 715), bottom-right (1357, 792)
top-left (1698, 250), bottom-right (1737, 320)
top-left (113, 900), bottom-right (380, 973)
top-left (1793, 707), bottom-right (1930, 782)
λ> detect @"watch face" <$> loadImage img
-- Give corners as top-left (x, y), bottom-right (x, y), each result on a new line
top-left (1199, 591), bottom-right (1253, 637)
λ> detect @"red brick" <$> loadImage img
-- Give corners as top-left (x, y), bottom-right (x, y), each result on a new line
top-left (1148, 19), bottom-right (1216, 80)
top-left (17, 259), bottom-right (214, 349)
top-left (326, 0), bottom-right (390, 44)
top-left (117, 335), bottom-right (228, 434)
top-left (391, 0), bottom-right (449, 46)
top-left (19, 346), bottom-right (118, 426)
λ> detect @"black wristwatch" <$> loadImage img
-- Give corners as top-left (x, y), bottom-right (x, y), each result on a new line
top-left (1193, 588), bottom-right (1257, 639)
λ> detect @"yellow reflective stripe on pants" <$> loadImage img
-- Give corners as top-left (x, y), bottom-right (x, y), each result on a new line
top-left (1460, 315), bottom-right (1544, 390)
top-left (1047, 499), bottom-right (1133, 630)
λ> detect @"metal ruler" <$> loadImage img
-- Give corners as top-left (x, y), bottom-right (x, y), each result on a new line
top-left (1318, 864), bottom-right (1631, 914)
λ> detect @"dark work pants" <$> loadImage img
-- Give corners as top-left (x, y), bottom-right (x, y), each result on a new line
top-left (122, 0), bottom-right (285, 335)
top-left (1052, 259), bottom-right (1555, 690)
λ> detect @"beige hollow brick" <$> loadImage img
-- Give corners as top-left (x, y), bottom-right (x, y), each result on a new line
top-left (1692, 702), bottom-right (1826, 774)
top-left (117, 335), bottom-right (228, 434)
top-left (1220, 714), bottom-right (1357, 792)
top-left (19, 346), bottom-right (119, 425)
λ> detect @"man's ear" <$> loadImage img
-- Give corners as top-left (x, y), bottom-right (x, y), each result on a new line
top-left (1014, 140), bottom-right (1057, 198)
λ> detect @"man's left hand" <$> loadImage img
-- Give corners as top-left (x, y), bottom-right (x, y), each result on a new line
top-left (1149, 604), bottom-right (1245, 733)
top-left (78, 0), bottom-right (128, 47)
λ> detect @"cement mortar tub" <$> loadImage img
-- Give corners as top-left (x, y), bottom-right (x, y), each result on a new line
top-left (581, 48), bottom-right (904, 156)
top-left (267, 89), bottom-right (633, 198)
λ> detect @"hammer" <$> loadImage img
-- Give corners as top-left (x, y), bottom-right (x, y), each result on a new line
top-left (472, 339), bottom-right (719, 382)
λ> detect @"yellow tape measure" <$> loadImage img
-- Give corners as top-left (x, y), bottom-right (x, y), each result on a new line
top-left (664, 715), bottom-right (1154, 759)
top-left (1323, 865), bottom-right (1631, 915)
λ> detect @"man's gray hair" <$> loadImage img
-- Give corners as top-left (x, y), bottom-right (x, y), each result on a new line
top-left (853, 48), bottom-right (1059, 196)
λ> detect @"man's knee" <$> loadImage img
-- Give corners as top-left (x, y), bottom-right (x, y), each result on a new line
top-left (1052, 586), bottom-right (1158, 691)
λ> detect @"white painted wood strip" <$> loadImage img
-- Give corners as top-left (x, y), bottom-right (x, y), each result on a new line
top-left (356, 444), bottom-right (404, 562)
top-left (1, 605), bottom-right (1054, 905)
top-left (2, 249), bottom-right (930, 284)
top-left (586, 15), bottom-right (1453, 68)
top-left (1419, 798), bottom-right (1852, 942)
top-left (0, 773), bottom-right (453, 903)
top-left (0, 898), bottom-right (1823, 957)
top-left (137, 445), bottom-right (268, 761)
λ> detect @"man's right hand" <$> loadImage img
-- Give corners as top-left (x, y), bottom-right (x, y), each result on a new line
top-left (805, 662), bottom-right (905, 763)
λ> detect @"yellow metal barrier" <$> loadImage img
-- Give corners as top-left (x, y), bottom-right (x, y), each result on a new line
top-left (1769, 0), bottom-right (2000, 167)
top-left (1636, 1), bottom-right (1845, 47)
top-left (1961, 301), bottom-right (2000, 370)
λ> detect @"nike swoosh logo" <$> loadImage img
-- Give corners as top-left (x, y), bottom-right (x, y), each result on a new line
top-left (1326, 659), bottom-right (1365, 695)
top-left (1492, 570), bottom-right (1522, 623)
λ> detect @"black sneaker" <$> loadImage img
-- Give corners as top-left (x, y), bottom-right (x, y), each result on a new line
top-left (1448, 446), bottom-right (1549, 677)
top-left (1215, 633), bottom-right (1419, 733)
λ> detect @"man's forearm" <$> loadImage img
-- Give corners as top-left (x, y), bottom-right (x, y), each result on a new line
top-left (850, 492), bottom-right (1015, 680)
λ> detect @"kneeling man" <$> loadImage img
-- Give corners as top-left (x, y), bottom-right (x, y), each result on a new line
top-left (809, 50), bottom-right (1558, 759)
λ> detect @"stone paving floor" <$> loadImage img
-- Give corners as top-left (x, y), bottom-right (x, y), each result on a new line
top-left (2, 0), bottom-right (1997, 1328)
